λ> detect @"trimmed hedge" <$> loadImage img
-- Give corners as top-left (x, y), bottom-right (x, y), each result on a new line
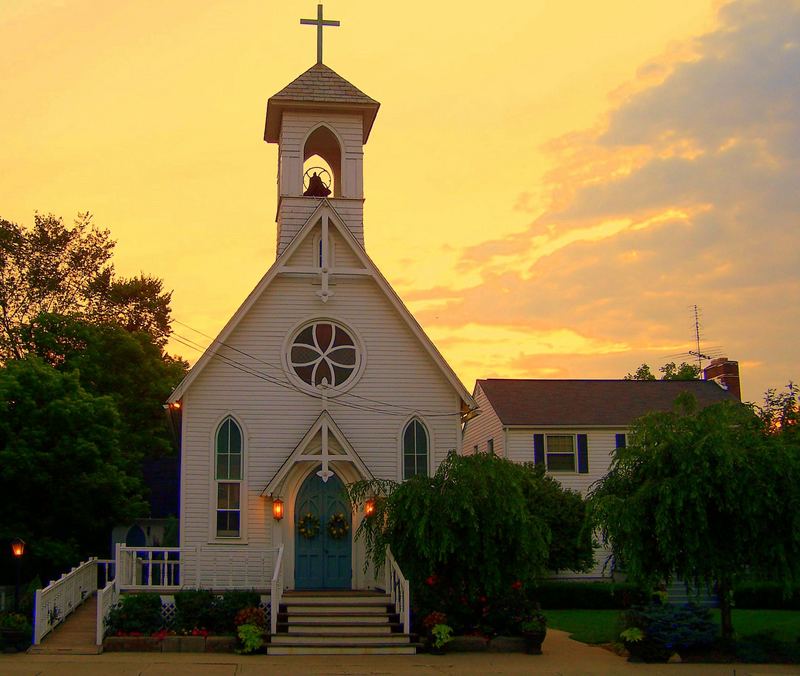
top-left (534, 581), bottom-right (646, 609)
top-left (734, 582), bottom-right (800, 610)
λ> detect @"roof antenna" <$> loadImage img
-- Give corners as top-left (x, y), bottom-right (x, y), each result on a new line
top-left (688, 304), bottom-right (712, 371)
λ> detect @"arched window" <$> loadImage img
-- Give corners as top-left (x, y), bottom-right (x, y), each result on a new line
top-left (303, 125), bottom-right (342, 197)
top-left (215, 417), bottom-right (243, 538)
top-left (403, 419), bottom-right (429, 479)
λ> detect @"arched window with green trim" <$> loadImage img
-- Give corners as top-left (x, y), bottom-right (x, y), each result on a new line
top-left (215, 416), bottom-right (243, 538)
top-left (403, 418), bottom-right (429, 479)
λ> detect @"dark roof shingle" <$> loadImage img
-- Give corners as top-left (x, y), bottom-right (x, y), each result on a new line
top-left (478, 379), bottom-right (736, 427)
top-left (269, 63), bottom-right (378, 105)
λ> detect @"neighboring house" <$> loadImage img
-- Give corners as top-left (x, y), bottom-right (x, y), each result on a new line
top-left (462, 359), bottom-right (740, 578)
top-left (164, 62), bottom-right (475, 592)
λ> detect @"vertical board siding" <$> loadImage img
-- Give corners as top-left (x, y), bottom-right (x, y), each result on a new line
top-left (460, 384), bottom-right (504, 456)
top-left (277, 197), bottom-right (364, 255)
top-left (181, 274), bottom-right (462, 586)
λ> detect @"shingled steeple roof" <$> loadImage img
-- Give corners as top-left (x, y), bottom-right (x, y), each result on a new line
top-left (265, 63), bottom-right (380, 143)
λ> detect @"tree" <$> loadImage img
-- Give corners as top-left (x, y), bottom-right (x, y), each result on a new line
top-left (0, 357), bottom-right (148, 579)
top-left (348, 453), bottom-right (592, 630)
top-left (624, 361), bottom-right (700, 381)
top-left (758, 383), bottom-right (799, 442)
top-left (23, 314), bottom-right (187, 461)
top-left (0, 213), bottom-right (172, 360)
top-left (589, 393), bottom-right (800, 640)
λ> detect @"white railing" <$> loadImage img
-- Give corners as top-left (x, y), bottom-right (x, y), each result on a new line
top-left (385, 547), bottom-right (410, 634)
top-left (96, 559), bottom-right (116, 587)
top-left (270, 544), bottom-right (285, 634)
top-left (116, 545), bottom-right (187, 590)
top-left (95, 577), bottom-right (119, 646)
top-left (33, 557), bottom-right (98, 644)
top-left (195, 547), bottom-right (276, 590)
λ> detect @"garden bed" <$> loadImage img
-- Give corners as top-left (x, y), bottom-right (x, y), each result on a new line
top-left (104, 635), bottom-right (238, 653)
top-left (446, 635), bottom-right (527, 652)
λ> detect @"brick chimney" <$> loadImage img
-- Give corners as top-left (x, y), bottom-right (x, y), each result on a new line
top-left (703, 357), bottom-right (741, 401)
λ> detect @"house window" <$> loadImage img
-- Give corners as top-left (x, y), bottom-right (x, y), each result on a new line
top-left (546, 434), bottom-right (575, 472)
top-left (534, 433), bottom-right (589, 474)
top-left (487, 438), bottom-right (494, 454)
top-left (403, 419), bottom-right (429, 479)
top-left (215, 417), bottom-right (243, 538)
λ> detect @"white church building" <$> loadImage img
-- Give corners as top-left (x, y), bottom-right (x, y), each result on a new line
top-left (165, 60), bottom-right (475, 595)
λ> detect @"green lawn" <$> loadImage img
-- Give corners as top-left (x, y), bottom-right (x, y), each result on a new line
top-left (544, 609), bottom-right (800, 645)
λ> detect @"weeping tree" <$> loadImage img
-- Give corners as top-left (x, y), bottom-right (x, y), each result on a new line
top-left (589, 393), bottom-right (800, 640)
top-left (347, 452), bottom-right (592, 629)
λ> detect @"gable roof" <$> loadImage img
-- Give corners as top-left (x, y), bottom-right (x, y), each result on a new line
top-left (168, 199), bottom-right (474, 411)
top-left (477, 378), bottom-right (736, 427)
top-left (265, 63), bottom-right (380, 143)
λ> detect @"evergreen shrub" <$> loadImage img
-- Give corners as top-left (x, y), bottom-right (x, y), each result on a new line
top-left (106, 593), bottom-right (163, 635)
top-left (173, 590), bottom-right (215, 632)
top-left (213, 592), bottom-right (261, 633)
top-left (623, 602), bottom-right (716, 661)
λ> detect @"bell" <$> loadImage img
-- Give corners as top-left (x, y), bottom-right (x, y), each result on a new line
top-left (304, 172), bottom-right (331, 197)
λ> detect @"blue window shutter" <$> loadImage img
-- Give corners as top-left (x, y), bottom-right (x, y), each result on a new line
top-left (577, 434), bottom-right (589, 473)
top-left (615, 433), bottom-right (627, 449)
top-left (533, 434), bottom-right (545, 466)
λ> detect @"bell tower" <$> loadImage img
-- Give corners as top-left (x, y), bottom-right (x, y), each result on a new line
top-left (264, 7), bottom-right (380, 256)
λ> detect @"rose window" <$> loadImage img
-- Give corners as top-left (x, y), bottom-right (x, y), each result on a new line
top-left (289, 322), bottom-right (359, 388)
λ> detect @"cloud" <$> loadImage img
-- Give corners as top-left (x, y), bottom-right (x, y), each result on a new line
top-left (418, 0), bottom-right (800, 400)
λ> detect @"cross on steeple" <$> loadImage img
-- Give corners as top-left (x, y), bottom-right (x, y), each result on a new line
top-left (300, 4), bottom-right (340, 65)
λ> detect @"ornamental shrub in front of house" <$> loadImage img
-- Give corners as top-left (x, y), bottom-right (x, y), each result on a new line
top-left (106, 593), bottom-right (164, 635)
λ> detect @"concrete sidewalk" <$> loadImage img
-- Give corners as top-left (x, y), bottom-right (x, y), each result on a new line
top-left (2, 629), bottom-right (799, 675)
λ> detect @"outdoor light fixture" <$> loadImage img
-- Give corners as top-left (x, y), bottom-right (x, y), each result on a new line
top-left (272, 498), bottom-right (284, 521)
top-left (10, 538), bottom-right (24, 558)
top-left (364, 498), bottom-right (375, 517)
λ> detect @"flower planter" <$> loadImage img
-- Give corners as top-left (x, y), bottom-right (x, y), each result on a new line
top-left (103, 635), bottom-right (238, 653)
top-left (522, 630), bottom-right (546, 655)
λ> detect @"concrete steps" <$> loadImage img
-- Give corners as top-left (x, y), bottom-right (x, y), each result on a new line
top-left (29, 593), bottom-right (100, 655)
top-left (268, 590), bottom-right (417, 656)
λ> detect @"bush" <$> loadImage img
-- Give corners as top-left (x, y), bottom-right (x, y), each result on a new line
top-left (734, 581), bottom-right (800, 610)
top-left (173, 590), bottom-right (215, 632)
top-left (623, 602), bottom-right (716, 661)
top-left (534, 581), bottom-right (646, 609)
top-left (236, 623), bottom-right (266, 654)
top-left (106, 594), bottom-right (163, 635)
top-left (213, 591), bottom-right (261, 633)
top-left (234, 606), bottom-right (266, 629)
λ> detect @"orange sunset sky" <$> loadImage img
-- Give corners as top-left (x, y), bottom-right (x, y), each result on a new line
top-left (2, 0), bottom-right (798, 403)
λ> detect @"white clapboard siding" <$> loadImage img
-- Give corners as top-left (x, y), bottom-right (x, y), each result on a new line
top-left (461, 383), bottom-right (504, 456)
top-left (181, 273), bottom-right (461, 586)
top-left (277, 197), bottom-right (365, 255)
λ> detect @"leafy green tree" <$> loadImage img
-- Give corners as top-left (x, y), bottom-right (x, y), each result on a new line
top-left (23, 314), bottom-right (187, 461)
top-left (0, 213), bottom-right (172, 360)
top-left (589, 393), bottom-right (800, 640)
top-left (758, 383), bottom-right (799, 442)
top-left (0, 357), bottom-right (148, 578)
top-left (348, 453), bottom-right (592, 630)
top-left (624, 361), bottom-right (700, 381)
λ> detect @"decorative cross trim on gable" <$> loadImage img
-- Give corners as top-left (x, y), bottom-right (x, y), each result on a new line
top-left (261, 410), bottom-right (372, 497)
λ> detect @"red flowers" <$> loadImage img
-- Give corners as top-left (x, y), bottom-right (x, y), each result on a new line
top-left (425, 574), bottom-right (439, 586)
top-left (511, 580), bottom-right (523, 590)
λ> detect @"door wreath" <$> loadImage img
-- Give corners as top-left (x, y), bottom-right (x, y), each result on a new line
top-left (297, 512), bottom-right (320, 539)
top-left (327, 512), bottom-right (350, 539)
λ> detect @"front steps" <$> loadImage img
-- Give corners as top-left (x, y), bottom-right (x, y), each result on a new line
top-left (268, 590), bottom-right (418, 655)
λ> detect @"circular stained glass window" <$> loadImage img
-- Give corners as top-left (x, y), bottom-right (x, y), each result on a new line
top-left (289, 321), bottom-right (360, 389)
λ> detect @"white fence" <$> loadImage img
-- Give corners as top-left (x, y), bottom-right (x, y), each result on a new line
top-left (270, 545), bottom-right (285, 634)
top-left (385, 547), bottom-right (410, 634)
top-left (95, 578), bottom-right (119, 646)
top-left (33, 558), bottom-right (99, 644)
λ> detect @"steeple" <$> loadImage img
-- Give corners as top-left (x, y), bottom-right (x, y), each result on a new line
top-left (264, 58), bottom-right (380, 256)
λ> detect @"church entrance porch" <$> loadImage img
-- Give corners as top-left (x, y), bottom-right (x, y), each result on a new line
top-left (295, 470), bottom-right (352, 589)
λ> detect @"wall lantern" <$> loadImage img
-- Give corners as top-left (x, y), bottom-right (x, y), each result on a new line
top-left (364, 498), bottom-right (375, 517)
top-left (272, 498), bottom-right (284, 521)
top-left (10, 538), bottom-right (25, 558)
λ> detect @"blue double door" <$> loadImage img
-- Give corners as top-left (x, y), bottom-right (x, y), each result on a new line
top-left (295, 470), bottom-right (352, 589)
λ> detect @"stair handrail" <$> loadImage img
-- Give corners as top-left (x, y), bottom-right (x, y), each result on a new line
top-left (270, 544), bottom-right (284, 634)
top-left (96, 577), bottom-right (119, 646)
top-left (33, 557), bottom-right (98, 645)
top-left (385, 546), bottom-right (410, 634)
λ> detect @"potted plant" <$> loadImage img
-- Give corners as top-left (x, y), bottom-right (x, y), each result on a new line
top-left (429, 623), bottom-right (453, 655)
top-left (519, 611), bottom-right (547, 654)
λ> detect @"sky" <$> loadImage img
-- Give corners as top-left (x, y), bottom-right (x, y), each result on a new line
top-left (2, 0), bottom-right (798, 403)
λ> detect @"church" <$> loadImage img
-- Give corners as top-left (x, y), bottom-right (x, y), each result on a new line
top-left (166, 22), bottom-right (475, 596)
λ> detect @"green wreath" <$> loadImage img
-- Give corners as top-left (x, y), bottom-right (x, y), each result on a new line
top-left (327, 512), bottom-right (350, 540)
top-left (297, 512), bottom-right (320, 539)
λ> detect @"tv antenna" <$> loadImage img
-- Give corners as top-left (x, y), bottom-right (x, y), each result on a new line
top-left (664, 305), bottom-right (723, 370)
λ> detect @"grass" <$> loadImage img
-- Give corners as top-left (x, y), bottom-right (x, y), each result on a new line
top-left (544, 609), bottom-right (800, 645)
